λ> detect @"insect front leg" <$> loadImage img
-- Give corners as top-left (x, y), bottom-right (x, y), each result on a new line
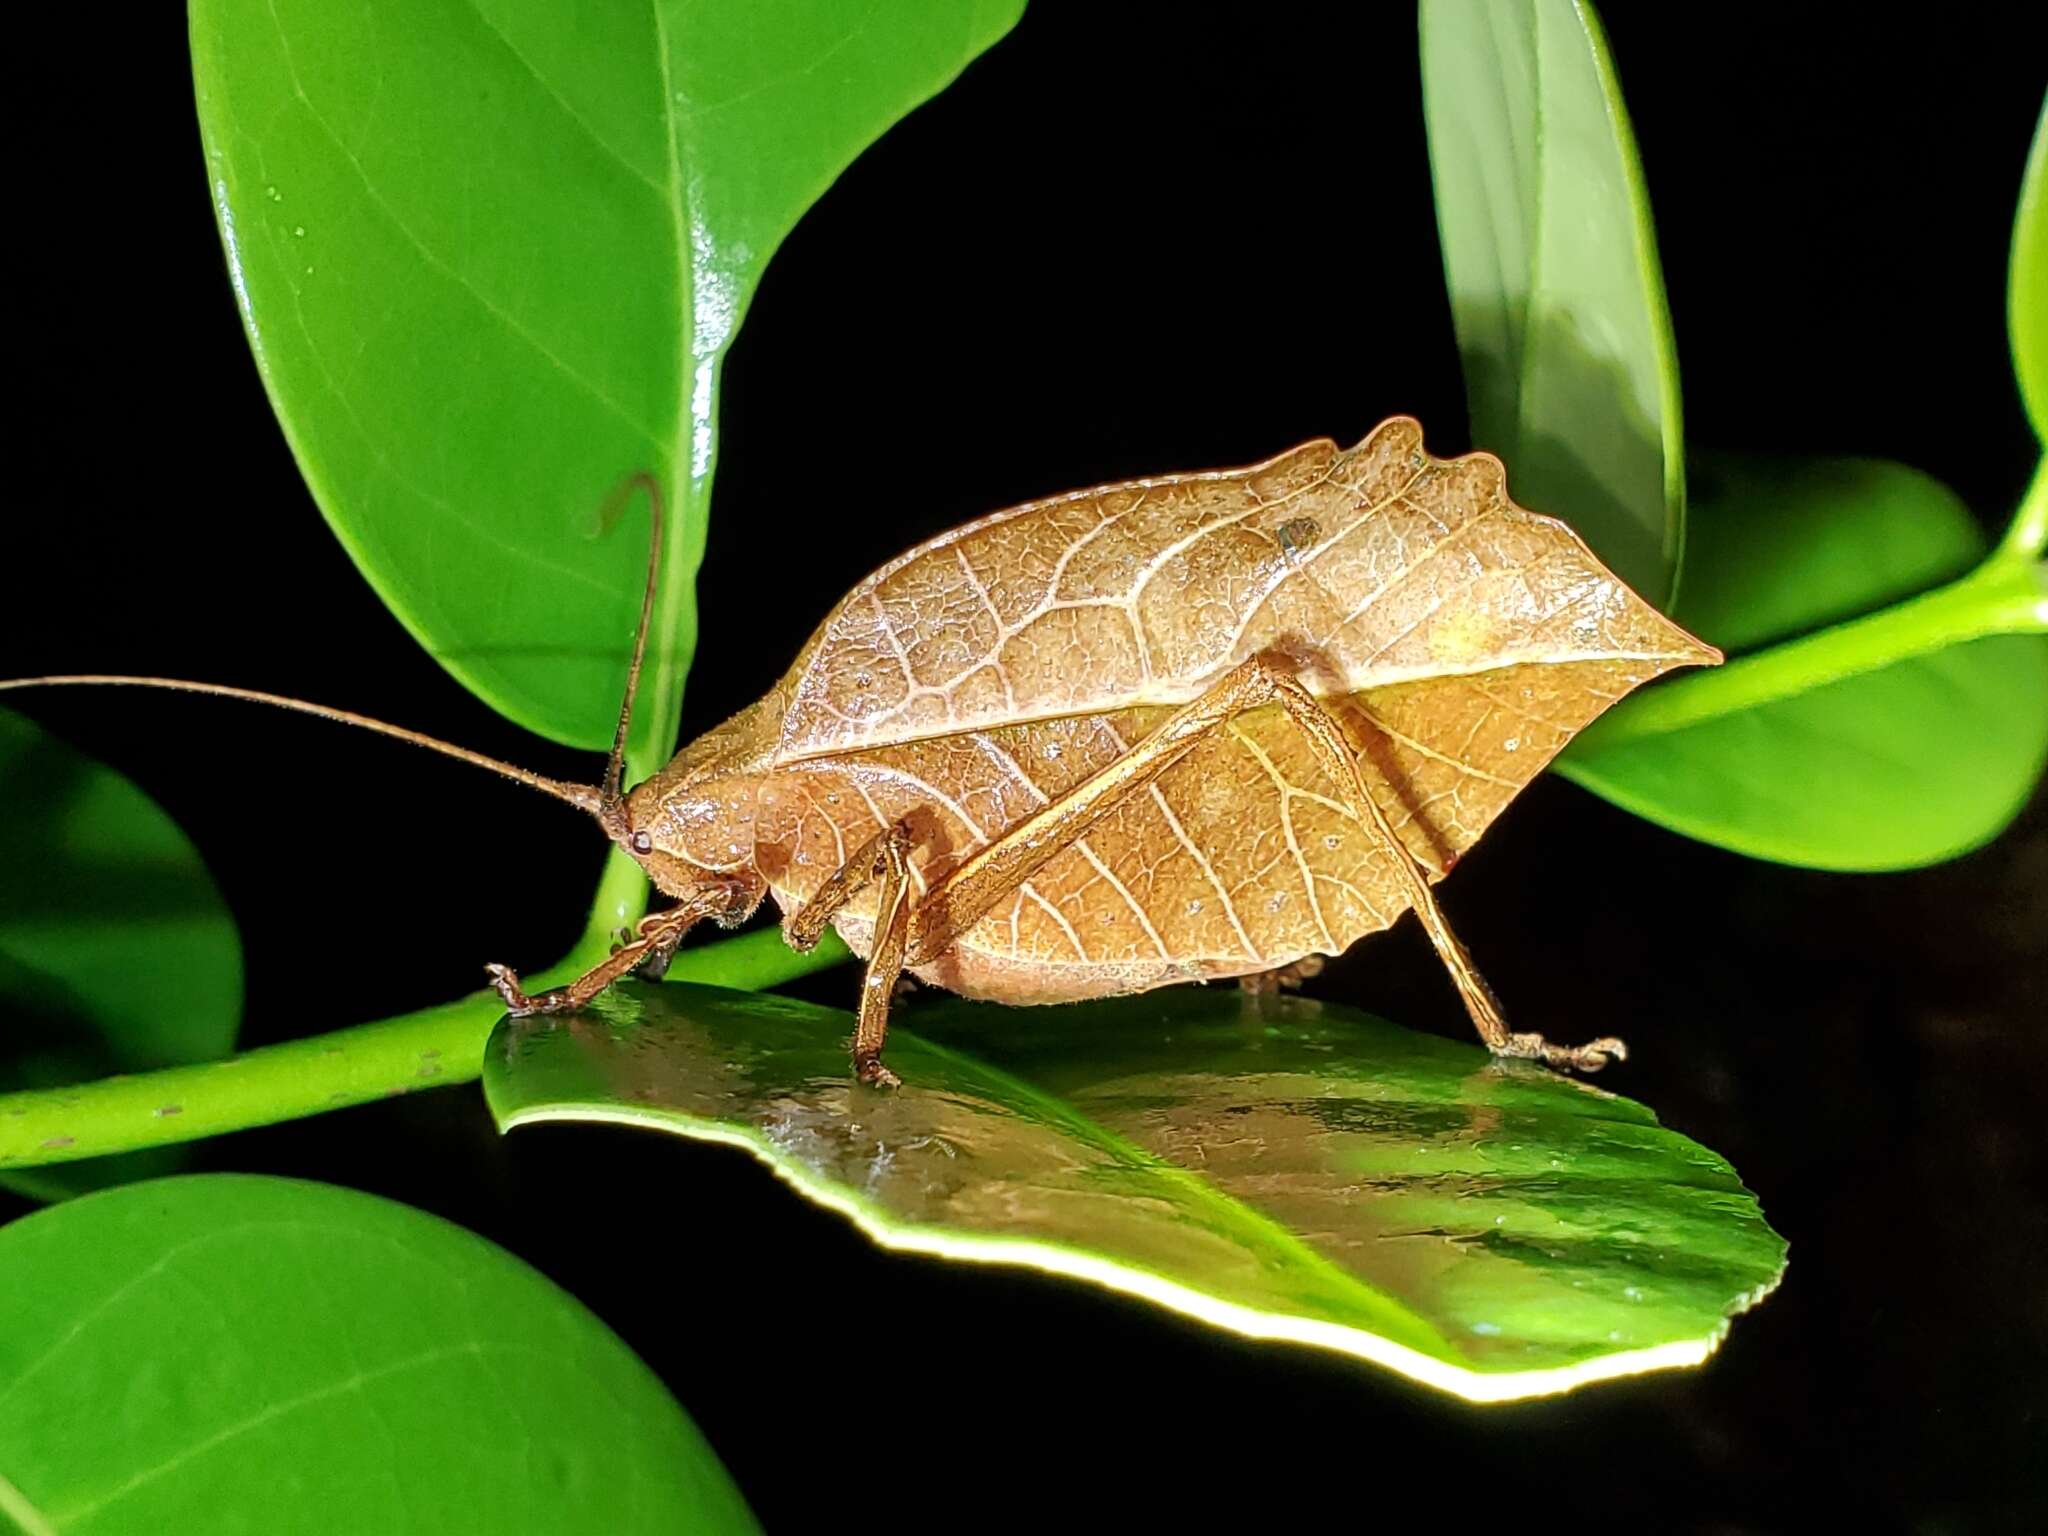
top-left (785, 822), bottom-right (917, 1088)
top-left (487, 883), bottom-right (736, 1016)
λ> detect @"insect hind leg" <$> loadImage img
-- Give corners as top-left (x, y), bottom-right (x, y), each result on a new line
top-left (901, 649), bottom-right (1624, 1073)
top-left (1237, 954), bottom-right (1325, 996)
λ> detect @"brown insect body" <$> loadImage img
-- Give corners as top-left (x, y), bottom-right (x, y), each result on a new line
top-left (3, 419), bottom-right (1718, 1085)
top-left (616, 417), bottom-right (1714, 1017)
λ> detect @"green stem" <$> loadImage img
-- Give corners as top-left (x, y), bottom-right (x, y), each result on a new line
top-left (0, 921), bottom-right (848, 1172)
top-left (1570, 551), bottom-right (2048, 756)
top-left (2002, 454), bottom-right (2048, 561)
top-left (580, 844), bottom-right (654, 963)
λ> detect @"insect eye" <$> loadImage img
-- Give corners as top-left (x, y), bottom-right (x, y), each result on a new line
top-left (629, 831), bottom-right (653, 856)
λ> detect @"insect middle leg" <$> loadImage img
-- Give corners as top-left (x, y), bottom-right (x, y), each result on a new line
top-left (784, 822), bottom-right (916, 1087)
top-left (905, 650), bottom-right (1623, 1073)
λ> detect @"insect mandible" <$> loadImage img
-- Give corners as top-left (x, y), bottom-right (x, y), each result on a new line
top-left (1, 416), bottom-right (1719, 1086)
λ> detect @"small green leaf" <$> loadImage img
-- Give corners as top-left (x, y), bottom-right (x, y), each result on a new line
top-left (0, 1175), bottom-right (756, 1535)
top-left (190, 0), bottom-right (1025, 766)
top-left (2012, 97), bottom-right (2048, 441)
top-left (0, 711), bottom-right (242, 1201)
top-left (487, 983), bottom-right (1786, 1402)
top-left (1420, 0), bottom-right (1684, 604)
top-left (1559, 455), bottom-right (2048, 869)
top-left (1669, 455), bottom-right (1986, 650)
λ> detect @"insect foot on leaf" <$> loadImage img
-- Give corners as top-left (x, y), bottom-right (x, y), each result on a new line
top-left (485, 964), bottom-right (576, 1017)
top-left (1497, 1032), bottom-right (1629, 1073)
top-left (853, 1049), bottom-right (903, 1090)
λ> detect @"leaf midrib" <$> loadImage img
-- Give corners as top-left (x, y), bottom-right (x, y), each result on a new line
top-left (642, 0), bottom-right (701, 785)
top-left (0, 1473), bottom-right (56, 1536)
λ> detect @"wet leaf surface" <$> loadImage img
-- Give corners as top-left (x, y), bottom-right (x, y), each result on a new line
top-left (486, 982), bottom-right (1786, 1401)
top-left (0, 1175), bottom-right (755, 1535)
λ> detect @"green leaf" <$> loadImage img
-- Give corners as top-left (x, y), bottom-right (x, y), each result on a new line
top-left (189, 0), bottom-right (1025, 766)
top-left (486, 983), bottom-right (1786, 1402)
top-left (0, 711), bottom-right (242, 1201)
top-left (1670, 455), bottom-right (1986, 650)
top-left (1559, 455), bottom-right (2048, 869)
top-left (1420, 0), bottom-right (1684, 605)
top-left (2013, 96), bottom-right (2048, 442)
top-left (0, 1175), bottom-right (756, 1535)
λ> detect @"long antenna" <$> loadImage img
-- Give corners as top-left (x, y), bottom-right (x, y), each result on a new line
top-left (1, 472), bottom-right (669, 825)
top-left (597, 470), bottom-right (665, 817)
top-left (0, 676), bottom-right (605, 816)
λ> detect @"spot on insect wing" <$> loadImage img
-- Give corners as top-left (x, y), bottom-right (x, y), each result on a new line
top-left (1274, 516), bottom-right (1321, 561)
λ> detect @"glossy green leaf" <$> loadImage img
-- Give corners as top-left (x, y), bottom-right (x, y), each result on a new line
top-left (190, 0), bottom-right (1025, 765)
top-left (0, 1175), bottom-right (755, 1535)
top-left (2013, 97), bottom-right (2048, 441)
top-left (0, 711), bottom-right (241, 1201)
top-left (1420, 0), bottom-right (1684, 605)
top-left (486, 983), bottom-right (1786, 1402)
top-left (1664, 457), bottom-right (1985, 651)
top-left (1559, 455), bottom-right (2048, 869)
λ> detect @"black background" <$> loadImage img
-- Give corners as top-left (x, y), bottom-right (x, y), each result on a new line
top-left (6, 5), bottom-right (2046, 1530)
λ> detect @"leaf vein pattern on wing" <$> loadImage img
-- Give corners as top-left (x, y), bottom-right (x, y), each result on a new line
top-left (1022, 884), bottom-right (1089, 961)
top-left (821, 447), bottom-right (1456, 747)
top-left (1076, 838), bottom-right (1170, 958)
top-left (1227, 724), bottom-right (1339, 953)
top-left (1147, 784), bottom-right (1262, 961)
top-left (1353, 705), bottom-right (1522, 789)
